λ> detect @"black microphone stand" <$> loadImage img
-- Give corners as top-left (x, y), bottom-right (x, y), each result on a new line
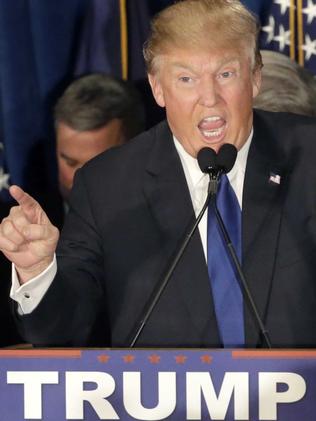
top-left (129, 167), bottom-right (272, 348)
top-left (129, 179), bottom-right (214, 347)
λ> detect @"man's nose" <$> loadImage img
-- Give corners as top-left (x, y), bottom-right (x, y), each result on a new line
top-left (198, 78), bottom-right (219, 107)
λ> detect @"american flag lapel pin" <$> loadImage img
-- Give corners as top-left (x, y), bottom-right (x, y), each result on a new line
top-left (269, 172), bottom-right (281, 185)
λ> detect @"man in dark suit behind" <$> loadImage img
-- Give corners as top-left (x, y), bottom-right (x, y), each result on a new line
top-left (0, 0), bottom-right (316, 348)
top-left (54, 73), bottom-right (145, 205)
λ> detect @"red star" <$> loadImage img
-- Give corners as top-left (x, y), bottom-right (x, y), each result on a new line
top-left (122, 354), bottom-right (135, 363)
top-left (97, 354), bottom-right (110, 363)
top-left (200, 355), bottom-right (213, 364)
top-left (175, 355), bottom-right (187, 364)
top-left (148, 354), bottom-right (161, 364)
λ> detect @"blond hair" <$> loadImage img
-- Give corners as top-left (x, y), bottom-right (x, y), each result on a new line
top-left (143, 0), bottom-right (262, 74)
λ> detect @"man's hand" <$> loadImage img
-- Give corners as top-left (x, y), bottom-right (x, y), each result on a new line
top-left (0, 186), bottom-right (59, 284)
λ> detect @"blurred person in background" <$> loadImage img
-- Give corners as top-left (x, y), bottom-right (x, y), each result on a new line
top-left (54, 73), bottom-right (145, 203)
top-left (254, 50), bottom-right (316, 116)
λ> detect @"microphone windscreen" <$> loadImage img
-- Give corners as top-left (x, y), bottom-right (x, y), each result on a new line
top-left (217, 144), bottom-right (237, 173)
top-left (197, 147), bottom-right (217, 174)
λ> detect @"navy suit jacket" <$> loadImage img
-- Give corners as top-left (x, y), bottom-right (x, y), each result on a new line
top-left (17, 110), bottom-right (316, 348)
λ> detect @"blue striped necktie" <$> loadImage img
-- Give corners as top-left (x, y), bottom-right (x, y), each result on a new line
top-left (207, 174), bottom-right (244, 347)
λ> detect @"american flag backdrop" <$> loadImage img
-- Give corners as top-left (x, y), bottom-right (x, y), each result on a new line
top-left (258, 0), bottom-right (316, 74)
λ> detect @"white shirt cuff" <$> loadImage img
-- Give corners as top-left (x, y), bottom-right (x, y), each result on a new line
top-left (10, 255), bottom-right (57, 314)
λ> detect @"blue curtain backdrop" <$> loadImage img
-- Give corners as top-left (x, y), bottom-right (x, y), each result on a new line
top-left (0, 0), bottom-right (87, 225)
top-left (75, 0), bottom-right (122, 78)
top-left (74, 0), bottom-right (164, 127)
top-left (0, 0), bottom-right (315, 214)
top-left (75, 0), bottom-right (151, 81)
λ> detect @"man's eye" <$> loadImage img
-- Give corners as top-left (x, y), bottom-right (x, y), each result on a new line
top-left (179, 76), bottom-right (193, 83)
top-left (219, 71), bottom-right (234, 79)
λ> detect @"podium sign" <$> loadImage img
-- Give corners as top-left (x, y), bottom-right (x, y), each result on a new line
top-left (0, 349), bottom-right (315, 420)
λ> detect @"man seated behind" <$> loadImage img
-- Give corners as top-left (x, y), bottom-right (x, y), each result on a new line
top-left (254, 50), bottom-right (316, 117)
top-left (55, 73), bottom-right (145, 201)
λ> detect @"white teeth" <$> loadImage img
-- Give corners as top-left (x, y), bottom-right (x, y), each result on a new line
top-left (202, 116), bottom-right (221, 122)
top-left (201, 127), bottom-right (224, 137)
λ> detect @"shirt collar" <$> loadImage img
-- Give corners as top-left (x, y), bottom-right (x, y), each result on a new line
top-left (227, 128), bottom-right (252, 184)
top-left (173, 138), bottom-right (205, 190)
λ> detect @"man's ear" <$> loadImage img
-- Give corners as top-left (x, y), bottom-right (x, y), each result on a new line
top-left (148, 73), bottom-right (166, 107)
top-left (252, 67), bottom-right (262, 98)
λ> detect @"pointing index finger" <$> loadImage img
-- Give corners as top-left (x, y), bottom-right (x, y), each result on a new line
top-left (9, 185), bottom-right (39, 211)
top-left (9, 185), bottom-right (51, 226)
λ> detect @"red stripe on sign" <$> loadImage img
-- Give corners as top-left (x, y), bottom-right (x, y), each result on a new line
top-left (0, 349), bottom-right (82, 358)
top-left (232, 350), bottom-right (316, 359)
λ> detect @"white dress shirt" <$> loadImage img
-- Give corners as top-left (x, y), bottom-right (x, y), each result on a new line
top-left (10, 131), bottom-right (252, 314)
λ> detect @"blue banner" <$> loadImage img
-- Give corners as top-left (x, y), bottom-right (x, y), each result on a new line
top-left (0, 349), bottom-right (316, 420)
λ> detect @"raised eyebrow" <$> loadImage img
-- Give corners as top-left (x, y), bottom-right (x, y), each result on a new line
top-left (171, 63), bottom-right (197, 73)
top-left (218, 59), bottom-right (241, 69)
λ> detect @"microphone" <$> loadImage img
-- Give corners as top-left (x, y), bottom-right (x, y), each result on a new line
top-left (197, 143), bottom-right (237, 176)
top-left (196, 147), bottom-right (217, 174)
top-left (217, 143), bottom-right (237, 173)
top-left (198, 144), bottom-right (272, 348)
top-left (197, 143), bottom-right (237, 194)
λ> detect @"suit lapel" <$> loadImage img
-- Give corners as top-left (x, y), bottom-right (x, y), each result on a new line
top-left (242, 111), bottom-right (288, 346)
top-left (143, 122), bottom-right (195, 242)
top-left (142, 122), bottom-right (220, 346)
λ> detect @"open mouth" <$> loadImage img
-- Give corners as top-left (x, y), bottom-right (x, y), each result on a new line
top-left (198, 116), bottom-right (226, 141)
